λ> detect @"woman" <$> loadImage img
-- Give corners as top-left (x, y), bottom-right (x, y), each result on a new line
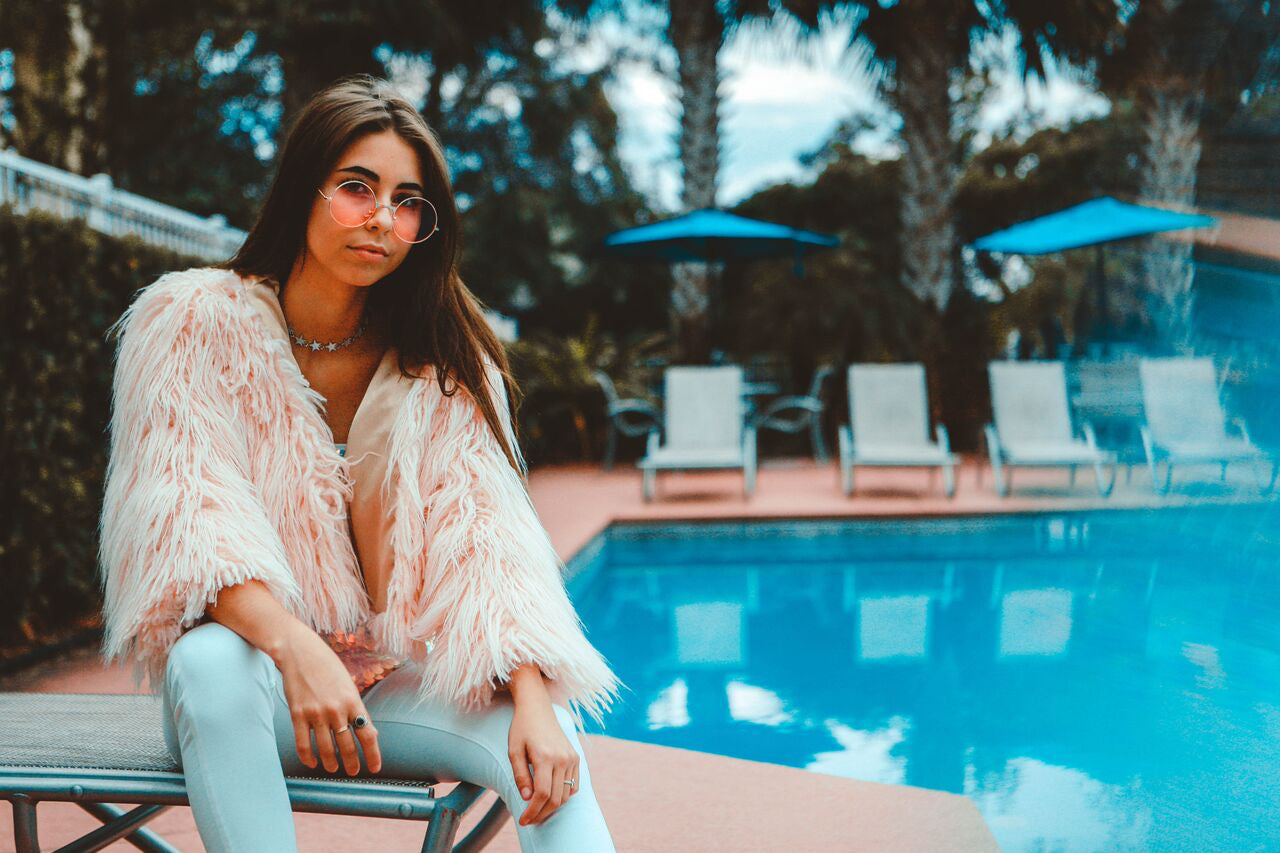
top-left (98, 74), bottom-right (620, 852)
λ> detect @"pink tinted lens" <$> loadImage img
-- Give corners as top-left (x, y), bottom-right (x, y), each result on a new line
top-left (330, 182), bottom-right (376, 226)
top-left (393, 197), bottom-right (437, 243)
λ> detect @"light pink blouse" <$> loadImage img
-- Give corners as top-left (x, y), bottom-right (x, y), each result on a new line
top-left (329, 441), bottom-right (404, 692)
top-left (243, 276), bottom-right (412, 693)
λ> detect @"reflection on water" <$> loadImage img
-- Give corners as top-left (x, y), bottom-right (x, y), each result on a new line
top-left (571, 505), bottom-right (1280, 853)
top-left (807, 718), bottom-right (909, 785)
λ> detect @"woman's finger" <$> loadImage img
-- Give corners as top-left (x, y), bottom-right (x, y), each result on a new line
top-left (532, 761), bottom-right (567, 825)
top-left (313, 719), bottom-right (340, 773)
top-left (519, 753), bottom-right (552, 826)
top-left (330, 711), bottom-right (362, 776)
top-left (566, 758), bottom-right (580, 799)
top-left (354, 712), bottom-right (381, 774)
top-left (292, 710), bottom-right (316, 769)
top-left (509, 745), bottom-right (533, 802)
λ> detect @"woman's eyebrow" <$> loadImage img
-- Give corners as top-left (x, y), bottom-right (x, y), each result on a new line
top-left (336, 165), bottom-right (424, 192)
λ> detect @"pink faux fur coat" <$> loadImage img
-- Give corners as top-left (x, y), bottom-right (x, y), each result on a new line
top-left (98, 266), bottom-right (618, 727)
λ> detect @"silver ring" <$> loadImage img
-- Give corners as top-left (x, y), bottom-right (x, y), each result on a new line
top-left (564, 779), bottom-right (577, 788)
top-left (352, 715), bottom-right (369, 730)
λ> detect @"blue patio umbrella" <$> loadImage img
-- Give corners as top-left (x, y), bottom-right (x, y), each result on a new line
top-left (604, 209), bottom-right (840, 359)
top-left (604, 208), bottom-right (840, 275)
top-left (971, 196), bottom-right (1217, 352)
top-left (972, 197), bottom-right (1216, 255)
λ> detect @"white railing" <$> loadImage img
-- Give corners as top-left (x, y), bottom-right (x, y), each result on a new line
top-left (0, 146), bottom-right (245, 261)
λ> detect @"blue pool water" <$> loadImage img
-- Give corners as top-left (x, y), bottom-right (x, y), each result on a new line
top-left (568, 505), bottom-right (1280, 852)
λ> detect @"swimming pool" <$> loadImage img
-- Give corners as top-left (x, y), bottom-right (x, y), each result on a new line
top-left (568, 505), bottom-right (1280, 852)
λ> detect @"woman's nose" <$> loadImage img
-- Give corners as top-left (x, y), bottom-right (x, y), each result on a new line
top-left (368, 201), bottom-right (395, 232)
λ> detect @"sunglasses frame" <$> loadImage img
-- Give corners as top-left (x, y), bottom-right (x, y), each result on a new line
top-left (316, 179), bottom-right (440, 244)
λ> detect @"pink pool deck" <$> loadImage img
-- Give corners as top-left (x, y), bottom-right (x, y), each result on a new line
top-left (4, 453), bottom-right (1269, 852)
top-left (530, 453), bottom-right (1266, 560)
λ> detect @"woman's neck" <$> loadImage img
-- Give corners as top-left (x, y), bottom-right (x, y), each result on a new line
top-left (281, 255), bottom-right (369, 343)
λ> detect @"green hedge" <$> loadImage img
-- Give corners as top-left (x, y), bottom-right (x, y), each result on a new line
top-left (0, 206), bottom-right (196, 655)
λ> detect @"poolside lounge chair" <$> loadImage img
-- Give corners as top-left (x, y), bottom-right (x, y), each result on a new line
top-left (0, 692), bottom-right (506, 853)
top-left (593, 369), bottom-right (661, 471)
top-left (1068, 357), bottom-right (1145, 480)
top-left (750, 364), bottom-right (835, 462)
top-left (636, 366), bottom-right (757, 501)
top-left (984, 361), bottom-right (1116, 497)
top-left (837, 363), bottom-right (958, 497)
top-left (1138, 356), bottom-right (1279, 493)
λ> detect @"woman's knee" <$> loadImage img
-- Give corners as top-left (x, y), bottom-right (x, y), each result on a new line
top-left (165, 621), bottom-right (272, 720)
top-left (551, 704), bottom-right (588, 760)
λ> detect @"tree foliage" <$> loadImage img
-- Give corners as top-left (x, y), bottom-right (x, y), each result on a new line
top-left (0, 1), bottom-right (661, 342)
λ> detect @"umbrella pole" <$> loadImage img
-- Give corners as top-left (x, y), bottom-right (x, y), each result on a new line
top-left (1095, 244), bottom-right (1109, 358)
top-left (711, 260), bottom-right (724, 363)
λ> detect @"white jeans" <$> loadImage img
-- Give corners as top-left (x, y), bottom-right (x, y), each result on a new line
top-left (160, 621), bottom-right (616, 852)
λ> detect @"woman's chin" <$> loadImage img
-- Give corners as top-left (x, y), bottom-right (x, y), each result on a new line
top-left (339, 259), bottom-right (391, 287)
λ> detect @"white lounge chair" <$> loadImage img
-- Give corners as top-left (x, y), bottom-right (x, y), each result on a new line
top-left (984, 361), bottom-right (1116, 497)
top-left (636, 366), bottom-right (757, 501)
top-left (1138, 356), bottom-right (1278, 493)
top-left (837, 363), bottom-right (957, 497)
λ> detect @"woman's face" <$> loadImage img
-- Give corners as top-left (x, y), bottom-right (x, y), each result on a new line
top-left (301, 129), bottom-right (428, 288)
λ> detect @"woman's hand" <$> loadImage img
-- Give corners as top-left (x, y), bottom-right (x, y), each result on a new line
top-left (208, 580), bottom-right (384, 776)
top-left (507, 664), bottom-right (579, 826)
top-left (271, 620), bottom-right (383, 777)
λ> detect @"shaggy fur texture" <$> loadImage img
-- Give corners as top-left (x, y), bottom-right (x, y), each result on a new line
top-left (378, 359), bottom-right (619, 727)
top-left (99, 267), bottom-right (618, 728)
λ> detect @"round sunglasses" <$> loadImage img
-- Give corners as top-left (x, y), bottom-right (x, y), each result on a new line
top-left (317, 179), bottom-right (440, 244)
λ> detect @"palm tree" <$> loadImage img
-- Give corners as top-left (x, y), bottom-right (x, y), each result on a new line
top-left (833, 0), bottom-right (1119, 436)
top-left (846, 0), bottom-right (1119, 312)
top-left (659, 0), bottom-right (826, 363)
top-left (1098, 0), bottom-right (1280, 352)
top-left (852, 2), bottom-right (984, 312)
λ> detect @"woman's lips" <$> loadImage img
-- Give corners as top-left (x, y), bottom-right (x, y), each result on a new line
top-left (349, 246), bottom-right (385, 261)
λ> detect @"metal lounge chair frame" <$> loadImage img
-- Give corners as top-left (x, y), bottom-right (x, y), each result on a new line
top-left (0, 692), bottom-right (507, 853)
top-left (837, 363), bottom-right (958, 498)
top-left (750, 364), bottom-right (834, 463)
top-left (636, 366), bottom-right (757, 501)
top-left (983, 360), bottom-right (1116, 497)
top-left (593, 370), bottom-right (661, 471)
top-left (1137, 356), bottom-right (1279, 494)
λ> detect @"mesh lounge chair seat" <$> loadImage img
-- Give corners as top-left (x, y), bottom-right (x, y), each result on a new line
top-left (636, 366), bottom-right (757, 501)
top-left (846, 445), bottom-right (955, 464)
top-left (837, 363), bottom-right (958, 497)
top-left (1158, 437), bottom-right (1262, 462)
top-left (1138, 356), bottom-right (1279, 493)
top-left (0, 692), bottom-right (506, 853)
top-left (984, 361), bottom-right (1116, 497)
top-left (996, 441), bottom-right (1116, 465)
top-left (638, 446), bottom-right (747, 468)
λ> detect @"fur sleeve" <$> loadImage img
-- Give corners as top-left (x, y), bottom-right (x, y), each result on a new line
top-left (98, 268), bottom-right (303, 687)
top-left (380, 359), bottom-right (621, 729)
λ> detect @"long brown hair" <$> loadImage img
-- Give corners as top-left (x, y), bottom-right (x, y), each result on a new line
top-left (219, 74), bottom-right (523, 474)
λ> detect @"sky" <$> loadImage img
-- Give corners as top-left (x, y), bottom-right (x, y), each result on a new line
top-left (582, 9), bottom-right (1111, 213)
